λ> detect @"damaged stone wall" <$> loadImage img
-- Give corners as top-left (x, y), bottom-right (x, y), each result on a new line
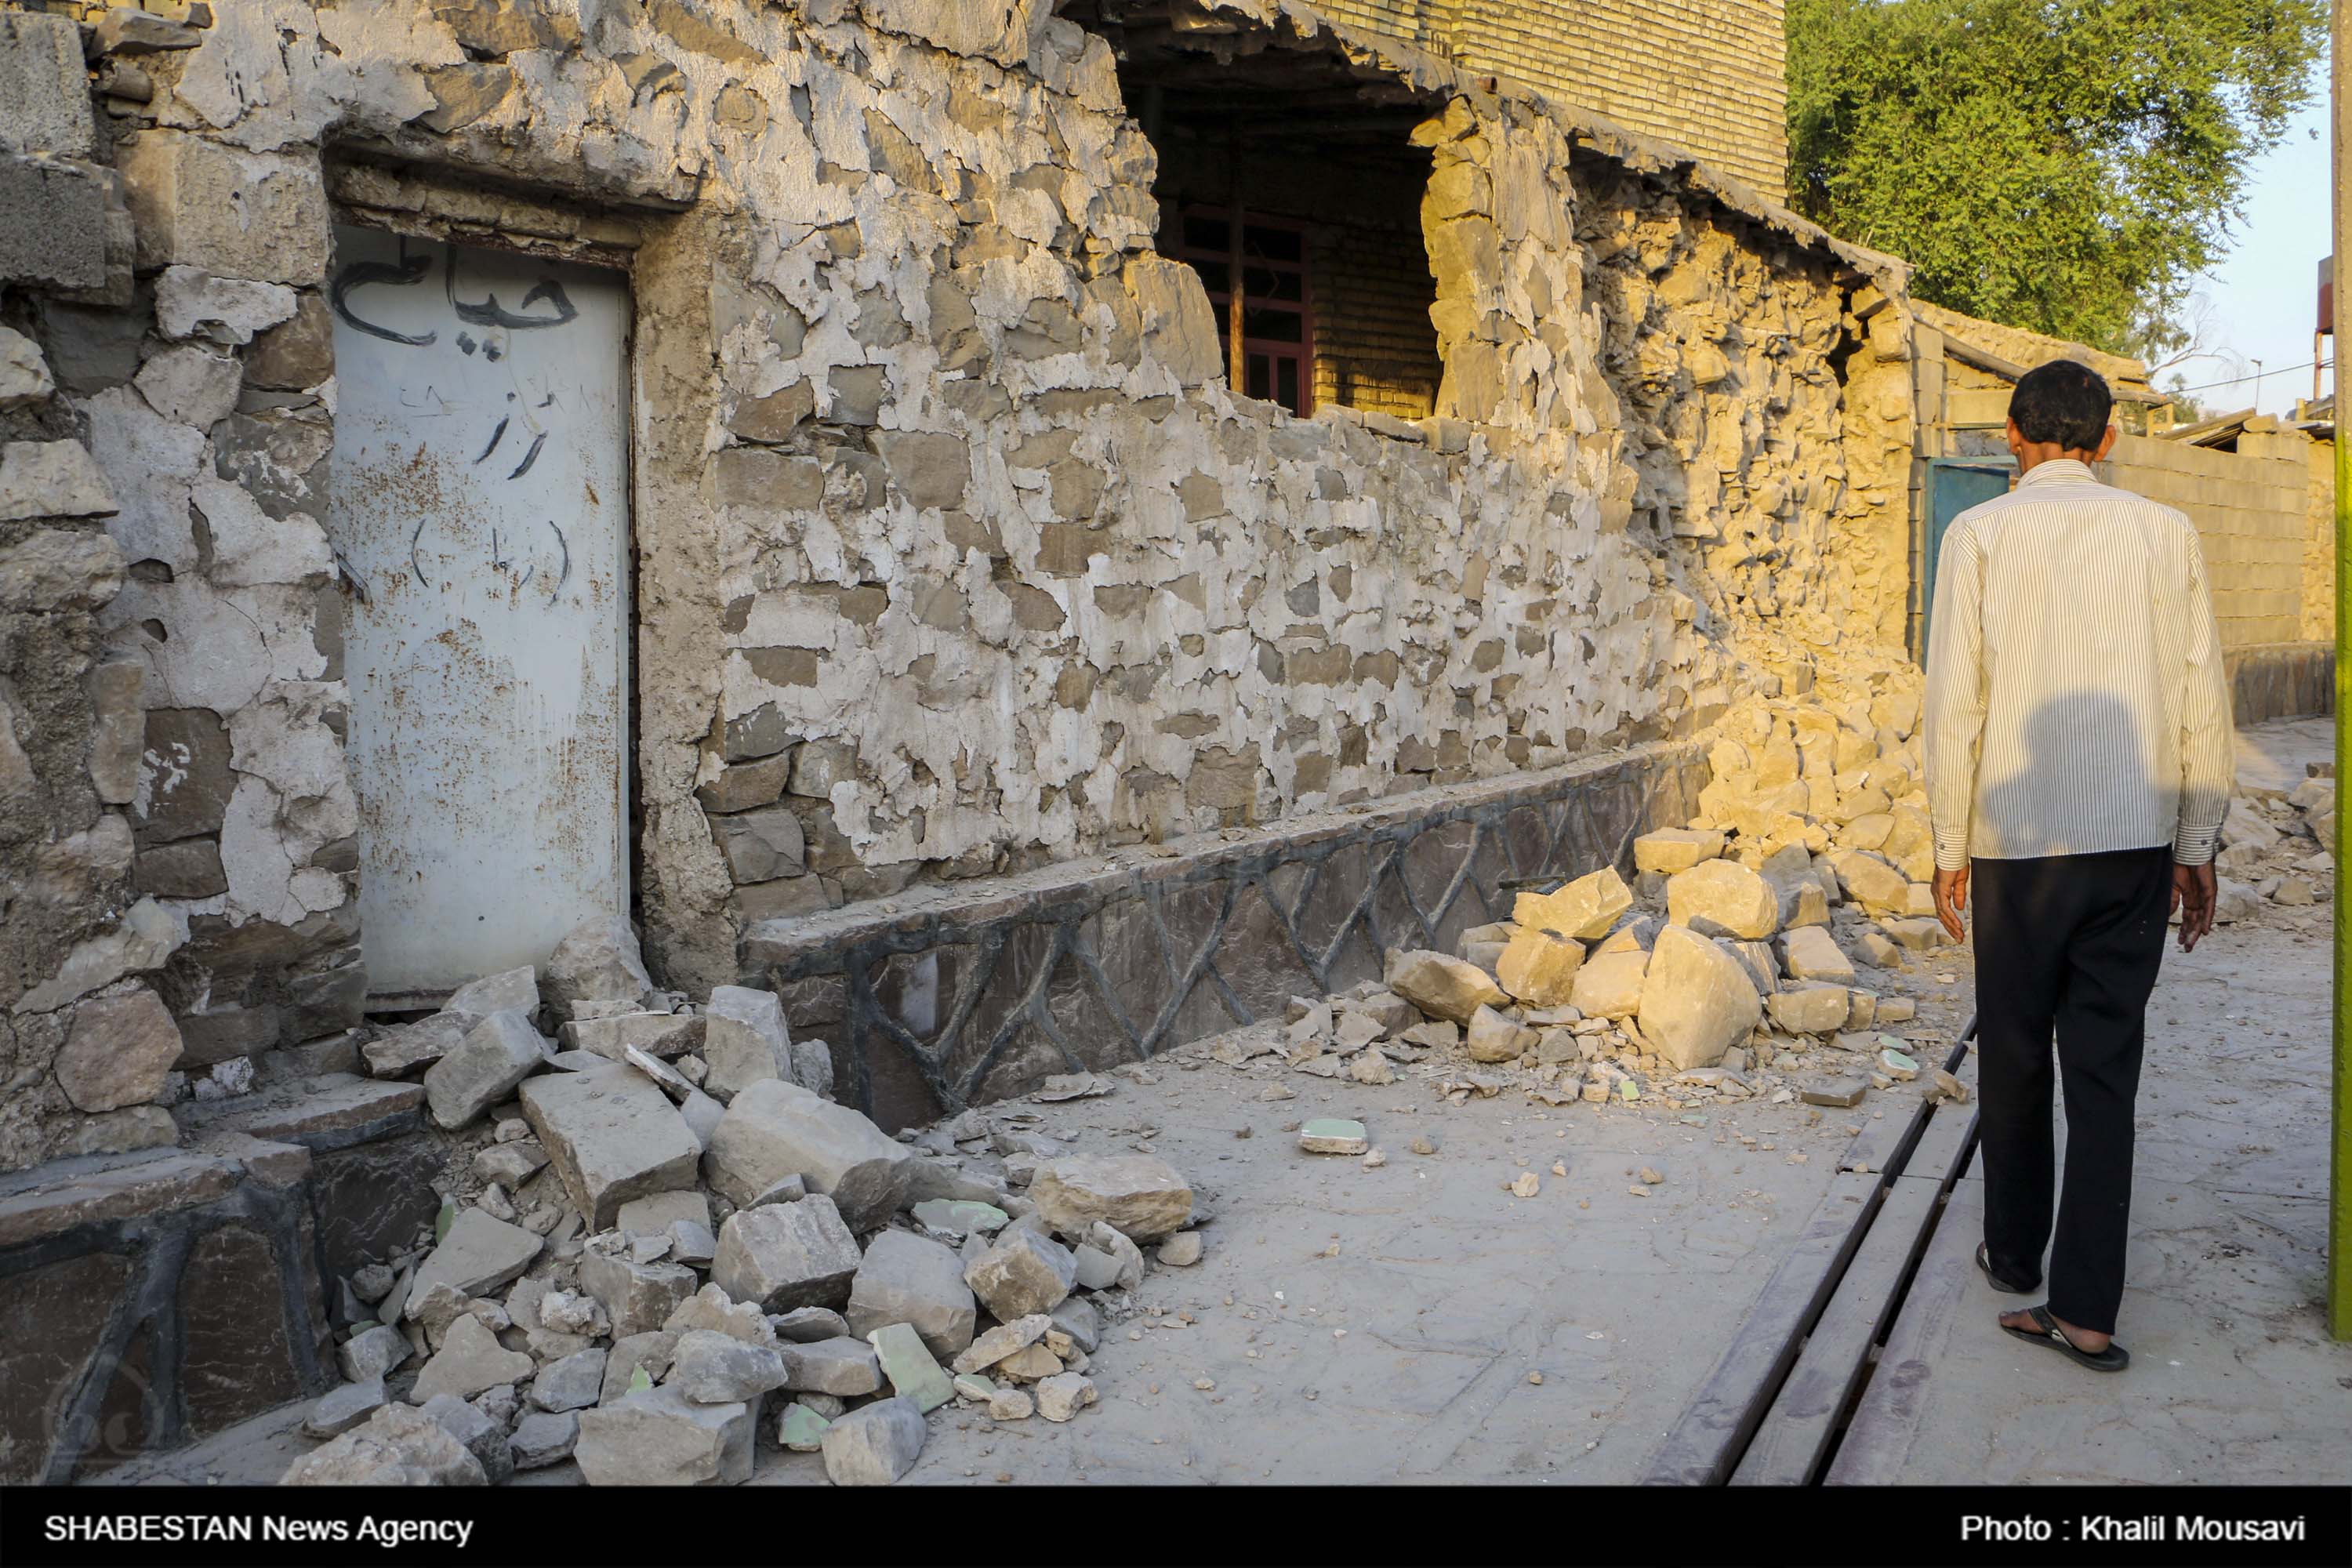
top-left (1, 5), bottom-right (189, 1177)
top-left (0, 0), bottom-right (1917, 1175)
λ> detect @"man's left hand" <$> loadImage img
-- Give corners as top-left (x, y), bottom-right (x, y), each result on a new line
top-left (1932, 866), bottom-right (1970, 943)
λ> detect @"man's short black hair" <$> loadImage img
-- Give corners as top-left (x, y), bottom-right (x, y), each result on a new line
top-left (2009, 358), bottom-right (2113, 451)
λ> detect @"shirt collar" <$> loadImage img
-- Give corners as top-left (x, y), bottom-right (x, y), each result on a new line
top-left (2016, 457), bottom-right (2097, 488)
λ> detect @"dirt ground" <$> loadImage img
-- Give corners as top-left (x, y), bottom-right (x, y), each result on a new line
top-left (90, 721), bottom-right (2348, 1488)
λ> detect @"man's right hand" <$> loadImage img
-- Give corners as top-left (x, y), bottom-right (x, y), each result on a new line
top-left (2172, 861), bottom-right (2216, 952)
top-left (1932, 866), bottom-right (1969, 943)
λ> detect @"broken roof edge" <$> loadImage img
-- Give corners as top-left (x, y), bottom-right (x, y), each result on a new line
top-left (1181, 0), bottom-right (1911, 292)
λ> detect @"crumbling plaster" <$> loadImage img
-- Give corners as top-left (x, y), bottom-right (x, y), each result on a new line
top-left (1, 0), bottom-right (1921, 1174)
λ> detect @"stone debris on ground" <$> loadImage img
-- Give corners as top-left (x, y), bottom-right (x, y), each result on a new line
top-left (277, 689), bottom-right (2334, 1491)
top-left (282, 913), bottom-right (1206, 1489)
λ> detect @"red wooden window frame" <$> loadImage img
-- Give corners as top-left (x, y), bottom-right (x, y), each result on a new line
top-left (1173, 203), bottom-right (1315, 416)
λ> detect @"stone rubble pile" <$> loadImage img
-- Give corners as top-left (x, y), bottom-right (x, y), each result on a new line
top-left (2211, 773), bottom-right (2336, 920)
top-left (287, 917), bottom-right (1196, 1488)
top-left (1255, 680), bottom-right (1955, 1116)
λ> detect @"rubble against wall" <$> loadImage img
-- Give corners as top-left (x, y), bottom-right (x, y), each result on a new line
top-left (0, 1), bottom-right (1917, 1171)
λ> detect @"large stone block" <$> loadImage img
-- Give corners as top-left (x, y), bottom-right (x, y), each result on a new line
top-left (118, 132), bottom-right (329, 285)
top-left (542, 915), bottom-right (655, 1014)
top-left (963, 1227), bottom-right (1076, 1320)
top-left (1635, 926), bottom-right (1762, 1073)
top-left (0, 440), bottom-right (117, 521)
top-left (702, 1079), bottom-right (909, 1228)
top-left (1382, 949), bottom-right (1507, 1026)
top-left (1665, 859), bottom-right (1780, 941)
top-left (1513, 867), bottom-right (1633, 941)
top-left (406, 1210), bottom-right (543, 1305)
top-left (1025, 1153), bottom-right (1193, 1243)
top-left (711, 1194), bottom-right (862, 1312)
top-left (846, 1229), bottom-right (975, 1360)
top-left (818, 1394), bottom-right (926, 1486)
top-left (422, 1011), bottom-right (546, 1131)
top-left (702, 985), bottom-right (787, 1102)
top-left (1494, 927), bottom-right (1584, 1007)
top-left (574, 1385), bottom-right (753, 1487)
top-left (518, 1063), bottom-right (702, 1229)
top-left (579, 1251), bottom-right (699, 1338)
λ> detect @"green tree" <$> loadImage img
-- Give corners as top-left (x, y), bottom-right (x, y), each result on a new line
top-left (1786, 0), bottom-right (2325, 352)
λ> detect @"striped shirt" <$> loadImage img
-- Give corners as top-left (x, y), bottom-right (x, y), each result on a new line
top-left (1923, 457), bottom-right (2232, 871)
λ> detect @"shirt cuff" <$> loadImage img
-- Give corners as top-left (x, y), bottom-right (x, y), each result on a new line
top-left (2172, 828), bottom-right (2218, 866)
top-left (1933, 828), bottom-right (1969, 871)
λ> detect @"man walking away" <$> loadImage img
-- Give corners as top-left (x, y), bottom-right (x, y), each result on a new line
top-left (1922, 358), bottom-right (2231, 1373)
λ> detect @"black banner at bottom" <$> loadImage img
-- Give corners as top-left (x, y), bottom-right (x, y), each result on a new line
top-left (2, 1484), bottom-right (2347, 1568)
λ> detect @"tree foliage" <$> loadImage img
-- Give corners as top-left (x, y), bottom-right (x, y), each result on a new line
top-left (1786, 0), bottom-right (2325, 352)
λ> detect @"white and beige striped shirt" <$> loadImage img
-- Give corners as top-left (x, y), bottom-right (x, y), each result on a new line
top-left (1924, 457), bottom-right (2232, 872)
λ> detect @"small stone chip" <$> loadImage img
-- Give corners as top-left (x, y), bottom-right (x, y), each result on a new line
top-left (1509, 1171), bottom-right (1540, 1198)
top-left (1638, 1166), bottom-right (1663, 1185)
top-left (1408, 1134), bottom-right (1437, 1156)
top-left (1361, 1148), bottom-right (1387, 1169)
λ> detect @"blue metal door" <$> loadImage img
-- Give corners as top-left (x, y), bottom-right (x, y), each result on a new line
top-left (1921, 459), bottom-right (2013, 652)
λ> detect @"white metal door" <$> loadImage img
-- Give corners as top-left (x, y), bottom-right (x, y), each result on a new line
top-left (326, 226), bottom-right (631, 1007)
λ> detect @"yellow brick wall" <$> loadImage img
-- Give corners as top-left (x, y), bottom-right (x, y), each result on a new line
top-left (2104, 433), bottom-right (2314, 651)
top-left (1312, 224), bottom-right (1442, 419)
top-left (2299, 436), bottom-right (2336, 643)
top-left (1313, 0), bottom-right (1788, 197)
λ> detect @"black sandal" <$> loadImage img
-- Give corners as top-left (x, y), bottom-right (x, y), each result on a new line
top-left (1976, 1243), bottom-right (2037, 1294)
top-left (2000, 1304), bottom-right (2129, 1372)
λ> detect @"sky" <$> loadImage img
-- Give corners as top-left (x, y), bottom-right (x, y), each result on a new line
top-left (2172, 64), bottom-right (2332, 417)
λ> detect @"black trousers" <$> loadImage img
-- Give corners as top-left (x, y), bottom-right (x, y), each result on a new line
top-left (1971, 846), bottom-right (2172, 1335)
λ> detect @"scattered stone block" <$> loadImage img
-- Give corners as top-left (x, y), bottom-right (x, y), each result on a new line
top-left (782, 1336), bottom-right (884, 1396)
top-left (867, 1321), bottom-right (954, 1411)
top-left (422, 1011), bottom-right (546, 1131)
top-left (1298, 1118), bottom-right (1370, 1155)
top-left (420, 1393), bottom-right (514, 1486)
top-left (303, 1377), bottom-right (387, 1438)
top-left (950, 1313), bottom-right (1051, 1375)
top-left (1157, 1232), bottom-right (1203, 1267)
top-left (575, 1384), bottom-right (754, 1486)
top-left (1382, 948), bottom-right (1509, 1024)
top-left (1025, 1153), bottom-right (1192, 1242)
top-left (1494, 927), bottom-right (1584, 1007)
top-left (1634, 828), bottom-right (1726, 873)
top-left (668, 1328), bottom-right (789, 1404)
top-left (1802, 1078), bottom-right (1870, 1109)
top-left (778, 1402), bottom-right (830, 1450)
top-left (771, 1306), bottom-right (851, 1342)
top-left (412, 1313), bottom-right (535, 1402)
top-left (1881, 918), bottom-right (1945, 951)
top-left (1666, 859), bottom-right (1780, 940)
top-left (1464, 1004), bottom-right (1535, 1063)
top-left (519, 1064), bottom-right (702, 1229)
top-left (703, 1079), bottom-right (911, 1228)
top-left (702, 985), bottom-right (789, 1100)
top-left (1766, 984), bottom-right (1849, 1036)
top-left (1569, 948), bottom-right (1648, 1018)
top-left (1513, 866), bottom-right (1633, 940)
top-left (1780, 925), bottom-right (1857, 984)
top-left (543, 915), bottom-right (655, 1015)
top-left (819, 1396), bottom-right (927, 1486)
top-left (282, 1403), bottom-right (485, 1486)
top-left (1636, 926), bottom-right (1762, 1072)
top-left (510, 1410), bottom-right (578, 1470)
top-left (712, 1192), bottom-right (862, 1312)
top-left (579, 1251), bottom-right (699, 1338)
top-left (1035, 1370), bottom-right (1097, 1422)
top-left (964, 1227), bottom-right (1077, 1319)
top-left (407, 1210), bottom-right (542, 1308)
top-left (530, 1348), bottom-right (606, 1413)
top-left (848, 1229), bottom-right (976, 1359)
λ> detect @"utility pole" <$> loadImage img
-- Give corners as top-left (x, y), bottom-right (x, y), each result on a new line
top-left (2332, 0), bottom-right (2350, 1342)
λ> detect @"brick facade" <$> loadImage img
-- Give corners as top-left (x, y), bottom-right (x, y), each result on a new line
top-left (1313, 0), bottom-right (1790, 197)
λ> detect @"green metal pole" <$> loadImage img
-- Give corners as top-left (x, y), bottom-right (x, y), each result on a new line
top-left (2332, 0), bottom-right (2350, 1342)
